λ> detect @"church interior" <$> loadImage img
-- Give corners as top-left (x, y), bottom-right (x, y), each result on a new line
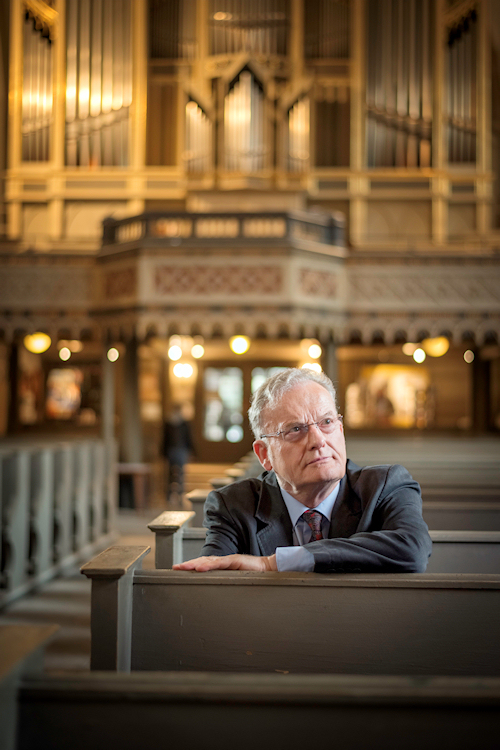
top-left (0, 0), bottom-right (500, 747)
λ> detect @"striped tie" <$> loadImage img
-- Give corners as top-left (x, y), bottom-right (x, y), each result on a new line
top-left (302, 509), bottom-right (323, 541)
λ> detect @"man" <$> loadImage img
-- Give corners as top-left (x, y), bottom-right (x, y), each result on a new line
top-left (173, 368), bottom-right (432, 574)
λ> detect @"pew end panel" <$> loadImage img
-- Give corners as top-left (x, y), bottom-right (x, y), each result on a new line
top-left (147, 511), bottom-right (195, 568)
top-left (81, 545), bottom-right (150, 672)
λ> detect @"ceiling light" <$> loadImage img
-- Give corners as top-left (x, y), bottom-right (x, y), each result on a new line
top-left (229, 336), bottom-right (250, 355)
top-left (422, 337), bottom-right (450, 357)
top-left (24, 332), bottom-right (51, 354)
top-left (413, 348), bottom-right (426, 363)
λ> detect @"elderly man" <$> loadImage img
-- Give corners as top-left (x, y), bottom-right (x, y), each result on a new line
top-left (173, 368), bottom-right (432, 574)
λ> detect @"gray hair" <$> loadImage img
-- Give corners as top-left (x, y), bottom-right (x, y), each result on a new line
top-left (248, 368), bottom-right (338, 440)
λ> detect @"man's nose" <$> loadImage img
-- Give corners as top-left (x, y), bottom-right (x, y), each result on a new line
top-left (306, 422), bottom-right (326, 446)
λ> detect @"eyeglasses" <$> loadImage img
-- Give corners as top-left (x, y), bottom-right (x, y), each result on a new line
top-left (260, 415), bottom-right (343, 443)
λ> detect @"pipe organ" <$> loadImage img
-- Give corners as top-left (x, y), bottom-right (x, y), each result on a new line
top-left (287, 97), bottom-right (310, 172)
top-left (446, 10), bottom-right (477, 164)
top-left (65, 0), bottom-right (132, 166)
top-left (22, 15), bottom-right (53, 161)
top-left (224, 71), bottom-right (266, 172)
top-left (185, 101), bottom-right (212, 173)
top-left (304, 0), bottom-right (350, 59)
top-left (366, 0), bottom-right (433, 168)
top-left (208, 0), bottom-right (288, 56)
top-left (149, 0), bottom-right (197, 59)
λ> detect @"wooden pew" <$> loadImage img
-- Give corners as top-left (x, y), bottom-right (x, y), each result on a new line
top-left (148, 512), bottom-right (500, 574)
top-left (17, 671), bottom-right (500, 750)
top-left (0, 624), bottom-right (58, 750)
top-left (426, 531), bottom-right (500, 574)
top-left (82, 546), bottom-right (500, 677)
top-left (423, 500), bottom-right (500, 530)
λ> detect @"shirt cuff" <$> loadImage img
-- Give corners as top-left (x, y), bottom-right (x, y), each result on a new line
top-left (275, 545), bottom-right (315, 572)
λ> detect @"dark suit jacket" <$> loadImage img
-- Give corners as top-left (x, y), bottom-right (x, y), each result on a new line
top-left (201, 459), bottom-right (432, 573)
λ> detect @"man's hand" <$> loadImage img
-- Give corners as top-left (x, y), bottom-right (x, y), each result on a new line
top-left (172, 554), bottom-right (277, 572)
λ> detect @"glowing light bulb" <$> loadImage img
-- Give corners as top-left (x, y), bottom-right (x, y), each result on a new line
top-left (413, 348), bottom-right (426, 363)
top-left (24, 332), bottom-right (51, 354)
top-left (229, 336), bottom-right (250, 355)
top-left (168, 345), bottom-right (183, 361)
top-left (59, 347), bottom-right (71, 361)
top-left (308, 344), bottom-right (322, 359)
top-left (107, 347), bottom-right (119, 362)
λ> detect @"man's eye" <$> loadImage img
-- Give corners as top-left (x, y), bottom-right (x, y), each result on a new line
top-left (323, 418), bottom-right (333, 425)
top-left (289, 426), bottom-right (302, 433)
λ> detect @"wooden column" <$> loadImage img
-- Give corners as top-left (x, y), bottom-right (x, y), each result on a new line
top-left (121, 337), bottom-right (143, 463)
top-left (129, 0), bottom-right (147, 214)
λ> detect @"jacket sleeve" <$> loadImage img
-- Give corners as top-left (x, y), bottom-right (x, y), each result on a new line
top-left (200, 489), bottom-right (244, 556)
top-left (306, 465), bottom-right (432, 573)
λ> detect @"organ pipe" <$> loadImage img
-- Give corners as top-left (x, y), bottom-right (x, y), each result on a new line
top-left (304, 0), bottom-right (350, 59)
top-left (65, 0), bottom-right (132, 166)
top-left (447, 10), bottom-right (476, 163)
top-left (224, 71), bottom-right (266, 172)
top-left (208, 0), bottom-right (288, 57)
top-left (185, 101), bottom-right (212, 173)
top-left (288, 97), bottom-right (310, 172)
top-left (22, 15), bottom-right (53, 162)
top-left (366, 0), bottom-right (433, 168)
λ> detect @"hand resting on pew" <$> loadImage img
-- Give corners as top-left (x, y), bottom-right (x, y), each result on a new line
top-left (176, 369), bottom-right (432, 574)
top-left (173, 553), bottom-right (277, 572)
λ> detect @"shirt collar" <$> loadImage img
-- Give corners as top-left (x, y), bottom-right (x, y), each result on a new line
top-left (280, 482), bottom-right (341, 528)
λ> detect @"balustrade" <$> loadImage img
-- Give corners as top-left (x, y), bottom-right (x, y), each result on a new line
top-left (0, 439), bottom-right (117, 608)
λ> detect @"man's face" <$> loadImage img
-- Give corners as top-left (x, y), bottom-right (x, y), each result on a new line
top-left (253, 381), bottom-right (347, 506)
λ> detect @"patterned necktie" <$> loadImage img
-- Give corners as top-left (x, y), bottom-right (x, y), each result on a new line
top-left (302, 509), bottom-right (323, 541)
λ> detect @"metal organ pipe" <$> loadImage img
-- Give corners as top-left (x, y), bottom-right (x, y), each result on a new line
top-left (22, 16), bottom-right (53, 162)
top-left (366, 0), bottom-right (433, 168)
top-left (64, 0), bottom-right (132, 166)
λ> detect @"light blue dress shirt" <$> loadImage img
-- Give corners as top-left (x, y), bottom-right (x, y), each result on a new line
top-left (275, 483), bottom-right (341, 572)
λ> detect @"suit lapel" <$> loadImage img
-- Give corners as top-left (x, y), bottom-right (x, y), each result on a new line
top-left (255, 473), bottom-right (294, 556)
top-left (328, 469), bottom-right (363, 539)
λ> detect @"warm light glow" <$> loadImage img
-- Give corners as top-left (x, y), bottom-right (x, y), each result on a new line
top-left (308, 344), bottom-right (322, 359)
top-left (213, 11), bottom-right (232, 20)
top-left (59, 347), bottom-right (71, 361)
top-left (173, 362), bottom-right (194, 378)
top-left (191, 344), bottom-right (205, 359)
top-left (413, 348), bottom-right (426, 363)
top-left (229, 336), bottom-right (250, 355)
top-left (58, 339), bottom-right (83, 353)
top-left (302, 362), bottom-right (322, 373)
top-left (464, 349), bottom-right (475, 364)
top-left (107, 348), bottom-right (119, 362)
top-left (422, 337), bottom-right (450, 357)
top-left (24, 332), bottom-right (51, 354)
top-left (168, 345), bottom-right (183, 361)
top-left (402, 343), bottom-right (418, 356)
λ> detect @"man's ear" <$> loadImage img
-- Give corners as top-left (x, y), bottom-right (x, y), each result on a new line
top-left (253, 439), bottom-right (273, 471)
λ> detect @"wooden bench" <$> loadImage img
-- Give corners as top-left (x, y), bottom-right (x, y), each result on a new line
top-left (82, 546), bottom-right (500, 676)
top-left (423, 500), bottom-right (500, 530)
top-left (17, 671), bottom-right (500, 750)
top-left (147, 512), bottom-right (500, 574)
top-left (0, 624), bottom-right (58, 750)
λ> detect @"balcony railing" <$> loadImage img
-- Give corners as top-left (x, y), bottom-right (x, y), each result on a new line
top-left (101, 210), bottom-right (346, 255)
